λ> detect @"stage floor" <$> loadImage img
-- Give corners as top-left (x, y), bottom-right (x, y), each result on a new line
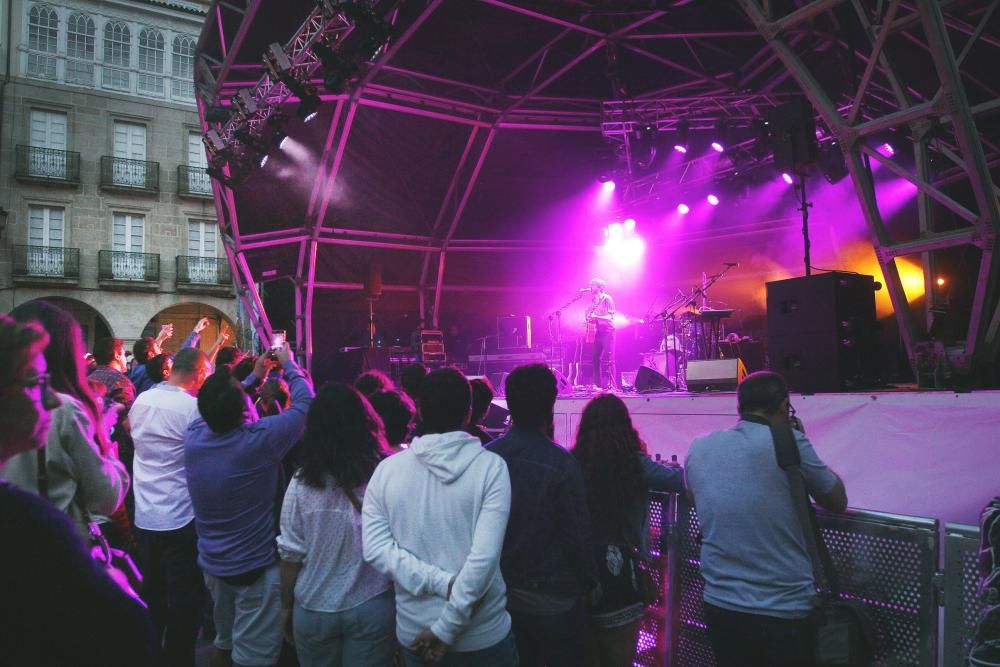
top-left (495, 389), bottom-right (1000, 526)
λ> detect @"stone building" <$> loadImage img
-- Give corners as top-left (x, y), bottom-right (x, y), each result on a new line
top-left (0, 0), bottom-right (239, 353)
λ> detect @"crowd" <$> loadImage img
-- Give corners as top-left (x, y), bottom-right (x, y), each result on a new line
top-left (0, 300), bottom-right (848, 667)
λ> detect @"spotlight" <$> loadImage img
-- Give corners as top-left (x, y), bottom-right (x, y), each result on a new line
top-left (624, 218), bottom-right (636, 233)
top-left (710, 141), bottom-right (724, 153)
top-left (712, 120), bottom-right (729, 153)
top-left (819, 142), bottom-right (848, 184)
top-left (204, 106), bottom-right (232, 124)
top-left (936, 277), bottom-right (946, 286)
top-left (297, 95), bottom-right (322, 122)
top-left (234, 88), bottom-right (258, 115)
top-left (673, 121), bottom-right (689, 154)
top-left (707, 194), bottom-right (720, 206)
top-left (677, 203), bottom-right (690, 215)
top-left (312, 40), bottom-right (359, 93)
top-left (601, 180), bottom-right (616, 193)
top-left (265, 42), bottom-right (322, 119)
top-left (203, 129), bottom-right (227, 157)
top-left (608, 222), bottom-right (624, 240)
top-left (877, 142), bottom-right (895, 157)
top-left (259, 154), bottom-right (270, 168)
top-left (782, 172), bottom-right (794, 184)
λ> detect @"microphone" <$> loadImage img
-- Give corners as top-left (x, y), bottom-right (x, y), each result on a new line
top-left (724, 262), bottom-right (739, 267)
top-left (579, 287), bottom-right (592, 293)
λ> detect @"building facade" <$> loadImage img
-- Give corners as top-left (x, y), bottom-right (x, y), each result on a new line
top-left (0, 0), bottom-right (240, 352)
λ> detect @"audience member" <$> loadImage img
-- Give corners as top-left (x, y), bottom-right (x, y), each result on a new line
top-left (465, 376), bottom-right (496, 446)
top-left (685, 371), bottom-right (847, 667)
top-left (0, 314), bottom-right (159, 665)
top-left (3, 301), bottom-right (129, 538)
top-left (129, 347), bottom-right (213, 667)
top-left (145, 353), bottom-right (173, 384)
top-left (488, 364), bottom-right (594, 666)
top-left (186, 344), bottom-right (314, 667)
top-left (368, 389), bottom-right (416, 453)
top-left (215, 345), bottom-right (245, 369)
top-left (355, 369), bottom-right (394, 397)
top-left (89, 337), bottom-right (136, 408)
top-left (131, 323), bottom-right (174, 394)
top-left (257, 377), bottom-right (291, 417)
top-left (278, 383), bottom-right (394, 666)
top-left (232, 354), bottom-right (257, 382)
top-left (400, 362), bottom-right (428, 403)
top-left (573, 393), bottom-right (685, 666)
top-left (363, 367), bottom-right (515, 666)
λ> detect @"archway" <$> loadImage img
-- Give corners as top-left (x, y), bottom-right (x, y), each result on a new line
top-left (16, 296), bottom-right (114, 352)
top-left (142, 302), bottom-right (239, 356)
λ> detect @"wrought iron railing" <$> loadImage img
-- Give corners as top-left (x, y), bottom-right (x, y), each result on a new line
top-left (177, 165), bottom-right (213, 196)
top-left (98, 250), bottom-right (159, 282)
top-left (15, 145), bottom-right (81, 183)
top-left (176, 255), bottom-right (231, 286)
top-left (12, 245), bottom-right (80, 279)
top-left (99, 156), bottom-right (159, 191)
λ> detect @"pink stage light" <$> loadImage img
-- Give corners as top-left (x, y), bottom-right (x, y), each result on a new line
top-left (781, 172), bottom-right (794, 184)
top-left (259, 154), bottom-right (270, 168)
top-left (607, 222), bottom-right (624, 240)
top-left (623, 218), bottom-right (636, 233)
top-left (673, 144), bottom-right (688, 154)
top-left (601, 180), bottom-right (616, 193)
top-left (877, 142), bottom-right (895, 157)
top-left (677, 203), bottom-right (690, 215)
top-left (707, 194), bottom-right (720, 206)
top-left (710, 141), bottom-right (724, 153)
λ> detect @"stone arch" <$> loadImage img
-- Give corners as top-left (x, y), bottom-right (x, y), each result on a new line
top-left (142, 301), bottom-right (239, 355)
top-left (11, 295), bottom-right (113, 351)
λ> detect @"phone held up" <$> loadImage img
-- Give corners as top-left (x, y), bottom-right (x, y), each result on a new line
top-left (269, 330), bottom-right (286, 358)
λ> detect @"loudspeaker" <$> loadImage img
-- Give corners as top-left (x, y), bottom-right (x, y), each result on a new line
top-left (497, 316), bottom-right (532, 350)
top-left (363, 264), bottom-right (383, 299)
top-left (769, 97), bottom-right (817, 175)
top-left (767, 272), bottom-right (878, 392)
top-left (634, 365), bottom-right (674, 393)
top-left (686, 359), bottom-right (747, 392)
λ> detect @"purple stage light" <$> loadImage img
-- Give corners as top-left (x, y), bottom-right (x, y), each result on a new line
top-left (607, 222), bottom-right (624, 240)
top-left (279, 135), bottom-right (291, 150)
top-left (710, 141), bottom-right (724, 153)
top-left (624, 218), bottom-right (636, 233)
top-left (673, 144), bottom-right (688, 154)
top-left (259, 154), bottom-right (270, 168)
top-left (677, 203), bottom-right (690, 215)
top-left (782, 172), bottom-right (794, 184)
top-left (602, 180), bottom-right (616, 193)
top-left (707, 194), bottom-right (720, 206)
top-left (877, 142), bottom-right (895, 157)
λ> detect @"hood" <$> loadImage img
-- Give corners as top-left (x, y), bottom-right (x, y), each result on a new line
top-left (409, 431), bottom-right (486, 484)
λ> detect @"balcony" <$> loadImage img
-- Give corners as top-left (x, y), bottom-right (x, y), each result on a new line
top-left (11, 245), bottom-right (80, 285)
top-left (177, 165), bottom-right (213, 198)
top-left (99, 156), bottom-right (159, 193)
top-left (176, 256), bottom-right (232, 294)
top-left (98, 250), bottom-right (160, 289)
top-left (15, 145), bottom-right (81, 185)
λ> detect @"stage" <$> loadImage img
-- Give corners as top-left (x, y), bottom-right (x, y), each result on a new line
top-left (494, 389), bottom-right (1000, 527)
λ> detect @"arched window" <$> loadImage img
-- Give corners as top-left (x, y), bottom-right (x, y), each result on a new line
top-left (66, 13), bottom-right (96, 85)
top-left (137, 27), bottom-right (165, 94)
top-left (102, 21), bottom-right (131, 90)
top-left (171, 35), bottom-right (195, 99)
top-left (27, 5), bottom-right (58, 79)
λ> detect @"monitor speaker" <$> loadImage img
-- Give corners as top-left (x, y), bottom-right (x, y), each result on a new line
top-left (686, 359), bottom-right (747, 392)
top-left (634, 365), bottom-right (674, 393)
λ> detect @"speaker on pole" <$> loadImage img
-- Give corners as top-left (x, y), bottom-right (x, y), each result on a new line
top-left (363, 263), bottom-right (383, 300)
top-left (634, 365), bottom-right (674, 393)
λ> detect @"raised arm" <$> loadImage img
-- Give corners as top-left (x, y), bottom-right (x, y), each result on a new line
top-left (259, 345), bottom-right (314, 460)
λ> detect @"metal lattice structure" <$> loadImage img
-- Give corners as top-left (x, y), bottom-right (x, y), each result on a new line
top-left (943, 523), bottom-right (985, 667)
top-left (194, 0), bottom-right (1000, 373)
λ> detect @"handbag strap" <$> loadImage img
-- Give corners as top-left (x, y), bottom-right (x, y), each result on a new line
top-left (743, 414), bottom-right (841, 594)
top-left (36, 448), bottom-right (49, 499)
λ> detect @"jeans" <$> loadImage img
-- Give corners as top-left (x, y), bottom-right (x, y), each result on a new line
top-left (400, 631), bottom-right (519, 667)
top-left (704, 602), bottom-right (814, 667)
top-left (592, 328), bottom-right (616, 389)
top-left (134, 520), bottom-right (206, 667)
top-left (509, 598), bottom-right (587, 667)
top-left (204, 562), bottom-right (283, 667)
top-left (292, 590), bottom-right (395, 667)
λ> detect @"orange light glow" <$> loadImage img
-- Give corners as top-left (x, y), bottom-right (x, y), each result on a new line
top-left (936, 277), bottom-right (946, 286)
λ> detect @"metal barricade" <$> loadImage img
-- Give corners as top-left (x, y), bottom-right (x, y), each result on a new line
top-left (943, 523), bottom-right (982, 667)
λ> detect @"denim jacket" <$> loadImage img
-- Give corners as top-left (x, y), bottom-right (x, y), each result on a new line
top-left (488, 428), bottom-right (595, 595)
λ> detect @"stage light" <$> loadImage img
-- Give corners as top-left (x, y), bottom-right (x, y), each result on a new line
top-left (677, 203), bottom-right (690, 214)
top-left (608, 222), bottom-right (624, 240)
top-left (782, 172), bottom-right (794, 184)
top-left (712, 120), bottom-right (729, 153)
top-left (624, 218), bottom-right (636, 233)
top-left (673, 144), bottom-right (688, 154)
top-left (259, 154), bottom-right (270, 168)
top-left (710, 141), bottom-right (724, 153)
top-left (673, 120), bottom-right (689, 153)
top-left (602, 180), bottom-right (616, 193)
top-left (297, 95), bottom-right (321, 122)
top-left (707, 194), bottom-right (720, 206)
top-left (877, 142), bottom-right (895, 157)
top-left (936, 277), bottom-right (946, 286)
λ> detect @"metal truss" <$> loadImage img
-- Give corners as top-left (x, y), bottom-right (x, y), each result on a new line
top-left (738, 0), bottom-right (1000, 375)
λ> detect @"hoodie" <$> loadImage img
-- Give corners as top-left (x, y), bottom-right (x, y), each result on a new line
top-left (362, 430), bottom-right (512, 652)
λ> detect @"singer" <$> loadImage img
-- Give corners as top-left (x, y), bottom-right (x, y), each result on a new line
top-left (585, 278), bottom-right (617, 390)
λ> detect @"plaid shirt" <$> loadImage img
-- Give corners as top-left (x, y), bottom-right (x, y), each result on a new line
top-left (88, 365), bottom-right (136, 408)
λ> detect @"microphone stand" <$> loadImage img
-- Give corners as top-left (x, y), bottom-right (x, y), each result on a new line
top-left (548, 291), bottom-right (588, 374)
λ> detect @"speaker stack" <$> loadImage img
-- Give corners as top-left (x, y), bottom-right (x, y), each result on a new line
top-left (766, 272), bottom-right (879, 393)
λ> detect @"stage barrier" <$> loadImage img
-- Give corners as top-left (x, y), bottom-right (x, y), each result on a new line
top-left (643, 493), bottom-right (985, 667)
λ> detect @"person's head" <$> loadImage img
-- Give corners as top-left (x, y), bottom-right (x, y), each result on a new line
top-left (232, 355), bottom-right (256, 382)
top-left (737, 371), bottom-right (790, 420)
top-left (368, 389), bottom-right (416, 449)
top-left (400, 362), bottom-right (428, 401)
top-left (93, 337), bottom-right (127, 371)
top-left (197, 366), bottom-right (253, 434)
top-left (419, 367), bottom-right (471, 434)
top-left (0, 315), bottom-right (59, 463)
top-left (257, 377), bottom-right (290, 417)
top-left (297, 382), bottom-right (389, 490)
top-left (355, 369), bottom-right (393, 398)
top-left (572, 393), bottom-right (646, 534)
top-left (170, 348), bottom-right (212, 392)
top-left (133, 336), bottom-right (161, 364)
top-left (504, 364), bottom-right (557, 433)
top-left (215, 346), bottom-right (244, 369)
top-left (468, 377), bottom-right (496, 427)
top-left (145, 353), bottom-right (173, 383)
top-left (589, 277), bottom-right (606, 295)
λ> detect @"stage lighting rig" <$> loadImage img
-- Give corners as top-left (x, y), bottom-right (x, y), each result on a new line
top-left (673, 121), bottom-right (689, 154)
top-left (312, 39), bottom-right (359, 92)
top-left (234, 89), bottom-right (259, 116)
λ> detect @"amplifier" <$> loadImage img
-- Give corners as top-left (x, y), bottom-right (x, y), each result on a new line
top-left (686, 359), bottom-right (747, 392)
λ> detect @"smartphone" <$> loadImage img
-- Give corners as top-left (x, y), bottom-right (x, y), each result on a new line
top-left (270, 330), bottom-right (286, 351)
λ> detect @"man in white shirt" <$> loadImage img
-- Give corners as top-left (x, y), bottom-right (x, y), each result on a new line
top-left (363, 367), bottom-right (515, 666)
top-left (129, 347), bottom-right (211, 667)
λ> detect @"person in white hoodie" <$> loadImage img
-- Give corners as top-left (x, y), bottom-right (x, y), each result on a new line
top-left (362, 367), bottom-right (516, 666)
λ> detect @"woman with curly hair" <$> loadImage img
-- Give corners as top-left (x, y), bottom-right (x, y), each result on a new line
top-left (573, 393), bottom-right (685, 666)
top-left (278, 382), bottom-right (395, 666)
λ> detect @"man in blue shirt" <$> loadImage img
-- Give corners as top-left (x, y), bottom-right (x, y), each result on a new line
top-left (685, 371), bottom-right (847, 667)
top-left (185, 344), bottom-right (314, 667)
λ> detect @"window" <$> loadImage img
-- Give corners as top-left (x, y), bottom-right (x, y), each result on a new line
top-left (27, 5), bottom-right (58, 80)
top-left (112, 213), bottom-right (145, 280)
top-left (28, 110), bottom-right (68, 178)
top-left (102, 22), bottom-right (131, 90)
top-left (66, 13), bottom-right (95, 85)
top-left (172, 35), bottom-right (195, 100)
top-left (111, 121), bottom-right (147, 187)
top-left (187, 221), bottom-right (218, 283)
top-left (27, 206), bottom-right (65, 276)
top-left (138, 28), bottom-right (164, 95)
top-left (186, 131), bottom-right (210, 193)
